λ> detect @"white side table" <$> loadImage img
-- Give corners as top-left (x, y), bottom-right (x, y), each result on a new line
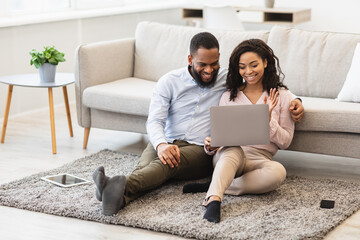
top-left (0, 73), bottom-right (74, 154)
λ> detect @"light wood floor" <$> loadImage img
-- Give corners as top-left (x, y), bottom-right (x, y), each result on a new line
top-left (0, 103), bottom-right (360, 240)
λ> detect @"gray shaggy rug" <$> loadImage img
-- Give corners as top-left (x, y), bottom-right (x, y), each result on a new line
top-left (1, 150), bottom-right (360, 240)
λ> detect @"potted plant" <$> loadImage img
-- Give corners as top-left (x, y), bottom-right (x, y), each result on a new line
top-left (29, 46), bottom-right (66, 82)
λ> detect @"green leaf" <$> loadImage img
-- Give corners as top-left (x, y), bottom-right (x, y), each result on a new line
top-left (48, 58), bottom-right (57, 65)
top-left (34, 62), bottom-right (40, 69)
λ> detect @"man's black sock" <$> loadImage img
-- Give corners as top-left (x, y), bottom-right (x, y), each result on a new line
top-left (183, 181), bottom-right (211, 193)
top-left (203, 200), bottom-right (221, 223)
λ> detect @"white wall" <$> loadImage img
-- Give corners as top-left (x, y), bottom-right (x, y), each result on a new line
top-left (0, 8), bottom-right (184, 121)
top-left (1, 0), bottom-right (360, 120)
top-left (275, 0), bottom-right (360, 33)
top-left (202, 0), bottom-right (360, 33)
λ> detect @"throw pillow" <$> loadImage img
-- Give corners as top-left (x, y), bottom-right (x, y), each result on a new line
top-left (336, 43), bottom-right (360, 102)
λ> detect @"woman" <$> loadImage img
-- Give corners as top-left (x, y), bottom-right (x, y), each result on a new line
top-left (186, 39), bottom-right (295, 223)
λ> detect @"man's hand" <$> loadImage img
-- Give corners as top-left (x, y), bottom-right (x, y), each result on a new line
top-left (289, 98), bottom-right (304, 123)
top-left (156, 143), bottom-right (180, 168)
top-left (204, 137), bottom-right (219, 152)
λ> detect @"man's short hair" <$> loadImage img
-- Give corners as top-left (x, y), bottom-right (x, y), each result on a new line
top-left (190, 32), bottom-right (219, 56)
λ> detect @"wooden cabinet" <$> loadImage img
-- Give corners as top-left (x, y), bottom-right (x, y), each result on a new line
top-left (182, 6), bottom-right (311, 25)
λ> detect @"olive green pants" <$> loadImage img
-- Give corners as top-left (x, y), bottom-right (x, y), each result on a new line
top-left (124, 140), bottom-right (213, 205)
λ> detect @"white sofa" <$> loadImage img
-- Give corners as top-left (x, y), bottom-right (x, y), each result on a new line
top-left (75, 21), bottom-right (360, 159)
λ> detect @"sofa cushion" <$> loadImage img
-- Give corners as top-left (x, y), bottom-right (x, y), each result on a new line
top-left (134, 21), bottom-right (269, 82)
top-left (337, 42), bottom-right (360, 103)
top-left (295, 96), bottom-right (360, 134)
top-left (267, 26), bottom-right (360, 98)
top-left (83, 78), bottom-right (155, 116)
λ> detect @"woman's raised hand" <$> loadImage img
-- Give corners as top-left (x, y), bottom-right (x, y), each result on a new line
top-left (263, 88), bottom-right (279, 120)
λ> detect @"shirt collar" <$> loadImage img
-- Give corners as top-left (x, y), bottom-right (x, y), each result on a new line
top-left (186, 65), bottom-right (197, 85)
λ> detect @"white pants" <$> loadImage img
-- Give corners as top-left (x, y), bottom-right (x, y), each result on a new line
top-left (205, 146), bottom-right (286, 203)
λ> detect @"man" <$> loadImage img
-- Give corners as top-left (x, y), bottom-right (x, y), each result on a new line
top-left (93, 32), bottom-right (304, 216)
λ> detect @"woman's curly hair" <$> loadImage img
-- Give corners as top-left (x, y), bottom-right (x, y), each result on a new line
top-left (226, 39), bottom-right (287, 101)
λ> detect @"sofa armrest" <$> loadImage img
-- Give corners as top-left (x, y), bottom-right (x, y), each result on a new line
top-left (74, 38), bottom-right (135, 127)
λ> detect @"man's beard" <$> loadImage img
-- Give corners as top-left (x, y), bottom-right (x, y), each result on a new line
top-left (190, 65), bottom-right (218, 88)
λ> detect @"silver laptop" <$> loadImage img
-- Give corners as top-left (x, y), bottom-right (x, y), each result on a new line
top-left (210, 104), bottom-right (270, 147)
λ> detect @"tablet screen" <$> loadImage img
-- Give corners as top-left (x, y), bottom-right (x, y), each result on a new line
top-left (41, 173), bottom-right (90, 187)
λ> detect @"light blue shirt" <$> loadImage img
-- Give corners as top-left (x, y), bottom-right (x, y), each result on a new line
top-left (146, 66), bottom-right (227, 149)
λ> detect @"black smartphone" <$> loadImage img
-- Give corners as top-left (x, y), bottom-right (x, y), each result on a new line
top-left (320, 200), bottom-right (335, 209)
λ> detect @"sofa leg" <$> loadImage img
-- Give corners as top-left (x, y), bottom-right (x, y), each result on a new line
top-left (83, 127), bottom-right (90, 149)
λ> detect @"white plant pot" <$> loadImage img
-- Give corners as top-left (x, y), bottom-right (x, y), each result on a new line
top-left (265, 0), bottom-right (275, 8)
top-left (39, 63), bottom-right (57, 82)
